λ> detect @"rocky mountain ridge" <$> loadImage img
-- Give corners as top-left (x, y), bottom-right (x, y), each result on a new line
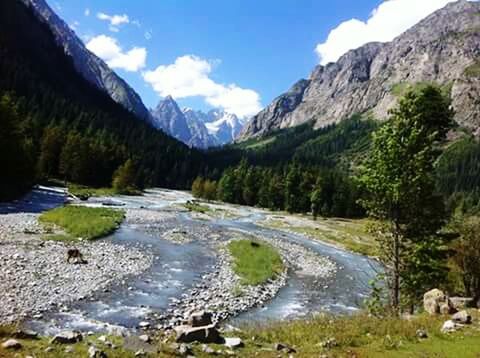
top-left (150, 97), bottom-right (245, 148)
top-left (23, 0), bottom-right (152, 122)
top-left (241, 0), bottom-right (480, 139)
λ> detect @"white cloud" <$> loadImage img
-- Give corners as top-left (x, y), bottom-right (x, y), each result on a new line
top-left (84, 8), bottom-right (90, 17)
top-left (97, 12), bottom-right (129, 32)
top-left (315, 0), bottom-right (461, 64)
top-left (86, 35), bottom-right (147, 72)
top-left (143, 55), bottom-right (261, 118)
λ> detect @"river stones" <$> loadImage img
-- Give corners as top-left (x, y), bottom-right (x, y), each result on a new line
top-left (188, 310), bottom-right (213, 327)
top-left (175, 324), bottom-right (222, 344)
top-left (452, 310), bottom-right (472, 324)
top-left (1, 339), bottom-right (22, 349)
top-left (224, 337), bottom-right (244, 348)
top-left (50, 330), bottom-right (83, 344)
top-left (423, 289), bottom-right (455, 315)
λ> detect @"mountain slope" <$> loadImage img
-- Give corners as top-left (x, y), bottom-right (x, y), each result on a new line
top-left (22, 0), bottom-right (151, 122)
top-left (0, 0), bottom-right (202, 189)
top-left (241, 0), bottom-right (480, 139)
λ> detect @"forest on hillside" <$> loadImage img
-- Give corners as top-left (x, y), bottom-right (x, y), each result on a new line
top-left (0, 0), bottom-right (204, 201)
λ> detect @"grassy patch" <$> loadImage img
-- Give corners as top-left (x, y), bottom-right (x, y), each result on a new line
top-left (183, 201), bottom-right (211, 214)
top-left (39, 206), bottom-right (124, 240)
top-left (228, 239), bottom-right (284, 285)
top-left (263, 217), bottom-right (377, 257)
top-left (464, 61), bottom-right (480, 78)
top-left (224, 310), bottom-right (480, 357)
top-left (68, 184), bottom-right (116, 200)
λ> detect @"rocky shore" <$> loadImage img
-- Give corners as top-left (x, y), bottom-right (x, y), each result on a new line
top-left (0, 213), bottom-right (152, 324)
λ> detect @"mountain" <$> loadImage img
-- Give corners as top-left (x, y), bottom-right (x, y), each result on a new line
top-left (0, 0), bottom-right (202, 189)
top-left (241, 0), bottom-right (480, 139)
top-left (151, 96), bottom-right (192, 144)
top-left (203, 110), bottom-right (246, 145)
top-left (22, 0), bottom-right (151, 122)
top-left (150, 97), bottom-right (245, 148)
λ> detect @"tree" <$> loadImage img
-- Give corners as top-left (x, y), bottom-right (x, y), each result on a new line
top-left (359, 85), bottom-right (454, 312)
top-left (203, 179), bottom-right (217, 201)
top-left (112, 159), bottom-right (137, 194)
top-left (285, 163), bottom-right (302, 213)
top-left (311, 184), bottom-right (322, 221)
top-left (37, 126), bottom-right (64, 178)
top-left (0, 94), bottom-right (35, 200)
top-left (450, 216), bottom-right (480, 300)
top-left (192, 177), bottom-right (205, 198)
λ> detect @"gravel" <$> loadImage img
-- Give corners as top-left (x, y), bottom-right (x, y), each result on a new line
top-left (0, 213), bottom-right (152, 324)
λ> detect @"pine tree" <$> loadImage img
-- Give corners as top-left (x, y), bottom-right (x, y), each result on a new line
top-left (112, 159), bottom-right (137, 194)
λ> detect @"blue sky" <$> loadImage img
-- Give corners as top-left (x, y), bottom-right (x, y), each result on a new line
top-left (51, 0), bottom-right (459, 117)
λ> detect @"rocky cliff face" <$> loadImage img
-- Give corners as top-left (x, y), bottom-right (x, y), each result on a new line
top-left (241, 0), bottom-right (480, 139)
top-left (23, 0), bottom-right (151, 122)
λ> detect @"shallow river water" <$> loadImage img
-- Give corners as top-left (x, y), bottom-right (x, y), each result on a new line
top-left (26, 189), bottom-right (378, 334)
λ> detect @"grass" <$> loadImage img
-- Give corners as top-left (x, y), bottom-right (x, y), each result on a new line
top-left (39, 205), bottom-right (125, 240)
top-left (191, 310), bottom-right (480, 357)
top-left (464, 61), bottom-right (480, 78)
top-left (183, 201), bottom-right (211, 214)
top-left (67, 184), bottom-right (117, 200)
top-left (263, 216), bottom-right (378, 257)
top-left (228, 239), bottom-right (284, 285)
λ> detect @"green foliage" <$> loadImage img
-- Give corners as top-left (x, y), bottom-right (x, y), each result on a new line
top-left (449, 216), bottom-right (480, 299)
top-left (359, 85), bottom-right (454, 310)
top-left (191, 177), bottom-right (217, 201)
top-left (234, 311), bottom-right (480, 357)
top-left (39, 205), bottom-right (124, 240)
top-left (228, 239), bottom-right (284, 285)
top-left (464, 61), bottom-right (480, 78)
top-left (0, 94), bottom-right (35, 201)
top-left (112, 159), bottom-right (138, 194)
top-left (183, 201), bottom-right (211, 214)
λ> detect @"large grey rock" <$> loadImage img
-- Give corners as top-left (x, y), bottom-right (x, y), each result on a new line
top-left (224, 337), bottom-right (244, 349)
top-left (1, 339), bottom-right (22, 349)
top-left (441, 319), bottom-right (461, 333)
top-left (424, 289), bottom-right (454, 315)
top-left (188, 311), bottom-right (213, 327)
top-left (240, 0), bottom-right (480, 139)
top-left (452, 310), bottom-right (472, 324)
top-left (174, 324), bottom-right (222, 344)
top-left (88, 346), bottom-right (107, 358)
top-left (50, 330), bottom-right (83, 344)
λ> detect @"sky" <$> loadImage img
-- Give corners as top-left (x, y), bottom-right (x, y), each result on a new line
top-left (51, 0), bottom-right (463, 118)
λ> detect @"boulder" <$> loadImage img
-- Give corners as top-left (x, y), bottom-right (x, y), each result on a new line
top-left (439, 302), bottom-right (457, 315)
top-left (50, 331), bottom-right (83, 344)
top-left (138, 335), bottom-right (150, 343)
top-left (1, 339), bottom-right (22, 349)
top-left (452, 310), bottom-right (472, 324)
top-left (416, 329), bottom-right (428, 339)
top-left (188, 311), bottom-right (213, 327)
top-left (175, 324), bottom-right (222, 344)
top-left (88, 346), bottom-right (108, 358)
top-left (13, 329), bottom-right (38, 339)
top-left (450, 297), bottom-right (475, 310)
top-left (224, 337), bottom-right (244, 349)
top-left (423, 289), bottom-right (454, 315)
top-left (441, 320), bottom-right (460, 333)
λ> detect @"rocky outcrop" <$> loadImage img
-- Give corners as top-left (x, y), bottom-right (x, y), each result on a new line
top-left (241, 0), bottom-right (480, 139)
top-left (423, 289), bottom-right (456, 315)
top-left (23, 0), bottom-right (151, 122)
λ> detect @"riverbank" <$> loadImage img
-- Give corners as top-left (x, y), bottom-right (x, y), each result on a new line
top-left (0, 211), bottom-right (152, 324)
top-left (2, 310), bottom-right (480, 357)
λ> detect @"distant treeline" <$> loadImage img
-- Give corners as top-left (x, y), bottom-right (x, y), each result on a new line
top-left (193, 159), bottom-right (364, 218)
